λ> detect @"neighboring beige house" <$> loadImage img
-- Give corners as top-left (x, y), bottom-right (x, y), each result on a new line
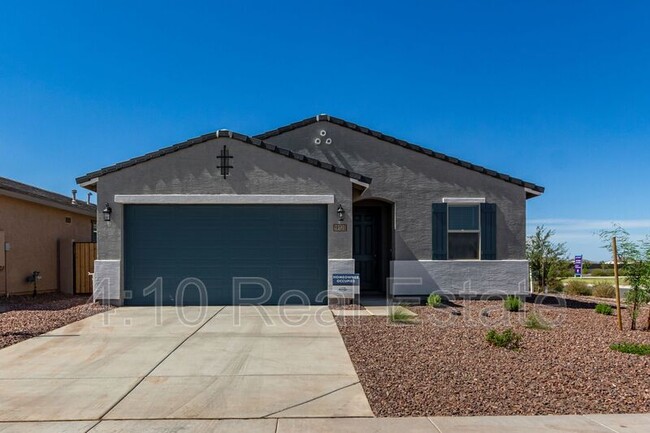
top-left (0, 176), bottom-right (96, 296)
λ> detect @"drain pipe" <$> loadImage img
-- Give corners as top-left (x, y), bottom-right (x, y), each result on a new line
top-left (2, 242), bottom-right (8, 298)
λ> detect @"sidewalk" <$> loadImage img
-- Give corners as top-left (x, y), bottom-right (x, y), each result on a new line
top-left (1, 413), bottom-right (647, 433)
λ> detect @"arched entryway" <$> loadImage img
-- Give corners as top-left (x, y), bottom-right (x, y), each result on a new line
top-left (352, 198), bottom-right (394, 296)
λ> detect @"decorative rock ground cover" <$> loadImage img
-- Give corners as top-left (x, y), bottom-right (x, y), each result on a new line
top-left (0, 293), bottom-right (112, 348)
top-left (336, 296), bottom-right (650, 416)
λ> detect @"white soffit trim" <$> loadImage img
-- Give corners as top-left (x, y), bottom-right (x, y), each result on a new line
top-left (114, 194), bottom-right (336, 204)
top-left (525, 187), bottom-right (542, 197)
top-left (442, 197), bottom-right (486, 204)
top-left (79, 177), bottom-right (98, 188)
top-left (350, 178), bottom-right (370, 190)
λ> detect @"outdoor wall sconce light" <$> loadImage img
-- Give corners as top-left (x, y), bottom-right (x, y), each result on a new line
top-left (102, 203), bottom-right (113, 222)
top-left (337, 204), bottom-right (345, 222)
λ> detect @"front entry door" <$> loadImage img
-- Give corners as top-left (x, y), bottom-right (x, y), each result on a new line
top-left (353, 207), bottom-right (382, 292)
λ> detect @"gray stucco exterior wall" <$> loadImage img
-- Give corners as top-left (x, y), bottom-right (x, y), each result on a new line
top-left (94, 136), bottom-right (355, 302)
top-left (391, 260), bottom-right (530, 296)
top-left (261, 122), bottom-right (528, 261)
top-left (96, 137), bottom-right (353, 260)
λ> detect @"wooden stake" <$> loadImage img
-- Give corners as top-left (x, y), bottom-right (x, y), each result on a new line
top-left (612, 237), bottom-right (623, 331)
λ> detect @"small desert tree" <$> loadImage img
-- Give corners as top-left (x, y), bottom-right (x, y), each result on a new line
top-left (527, 226), bottom-right (569, 292)
top-left (599, 226), bottom-right (650, 331)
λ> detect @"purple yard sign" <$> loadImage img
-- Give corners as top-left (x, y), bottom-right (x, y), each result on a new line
top-left (574, 255), bottom-right (583, 277)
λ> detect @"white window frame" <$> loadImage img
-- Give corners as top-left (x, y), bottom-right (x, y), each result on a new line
top-left (447, 203), bottom-right (481, 260)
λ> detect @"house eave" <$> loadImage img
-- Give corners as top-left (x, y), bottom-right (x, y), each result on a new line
top-left (350, 177), bottom-right (370, 191)
top-left (525, 187), bottom-right (544, 199)
top-left (0, 189), bottom-right (96, 217)
top-left (78, 177), bottom-right (98, 192)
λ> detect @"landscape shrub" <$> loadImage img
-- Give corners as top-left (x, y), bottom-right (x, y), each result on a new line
top-left (547, 279), bottom-right (565, 293)
top-left (592, 282), bottom-right (616, 298)
top-left (610, 342), bottom-right (650, 356)
top-left (527, 226), bottom-right (568, 291)
top-left (389, 306), bottom-right (417, 324)
top-left (504, 295), bottom-right (522, 312)
top-left (591, 269), bottom-right (615, 277)
top-left (534, 280), bottom-right (564, 293)
top-left (595, 303), bottom-right (613, 315)
top-left (565, 280), bottom-right (592, 296)
top-left (598, 226), bottom-right (650, 330)
top-left (426, 293), bottom-right (443, 307)
top-left (525, 313), bottom-right (550, 330)
top-left (486, 328), bottom-right (522, 350)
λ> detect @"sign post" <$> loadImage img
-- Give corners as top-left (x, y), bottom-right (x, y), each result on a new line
top-left (574, 255), bottom-right (583, 278)
top-left (612, 237), bottom-right (623, 331)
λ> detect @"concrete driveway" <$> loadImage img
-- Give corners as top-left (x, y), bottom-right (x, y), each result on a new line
top-left (0, 305), bottom-right (372, 423)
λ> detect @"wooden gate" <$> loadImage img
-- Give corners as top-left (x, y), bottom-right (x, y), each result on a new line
top-left (74, 242), bottom-right (96, 294)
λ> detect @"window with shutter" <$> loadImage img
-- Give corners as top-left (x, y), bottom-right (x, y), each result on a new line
top-left (433, 202), bottom-right (497, 260)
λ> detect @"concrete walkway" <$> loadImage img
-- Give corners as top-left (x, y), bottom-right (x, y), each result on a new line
top-left (0, 306), bottom-right (371, 423)
top-left (1, 306), bottom-right (647, 432)
top-left (0, 414), bottom-right (648, 432)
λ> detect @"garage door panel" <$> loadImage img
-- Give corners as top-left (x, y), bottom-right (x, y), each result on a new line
top-left (124, 204), bottom-right (327, 306)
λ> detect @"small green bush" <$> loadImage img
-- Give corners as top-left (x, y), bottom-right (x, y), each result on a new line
top-left (595, 303), bottom-right (613, 315)
top-left (610, 342), bottom-right (650, 356)
top-left (592, 282), bottom-right (616, 298)
top-left (533, 280), bottom-right (565, 293)
top-left (525, 313), bottom-right (550, 330)
top-left (504, 295), bottom-right (522, 312)
top-left (565, 280), bottom-right (592, 296)
top-left (389, 306), bottom-right (417, 324)
top-left (486, 328), bottom-right (522, 350)
top-left (547, 280), bottom-right (565, 293)
top-left (426, 293), bottom-right (443, 307)
top-left (591, 269), bottom-right (614, 277)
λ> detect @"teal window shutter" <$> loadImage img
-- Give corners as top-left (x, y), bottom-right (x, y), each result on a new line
top-left (480, 203), bottom-right (497, 260)
top-left (432, 203), bottom-right (448, 260)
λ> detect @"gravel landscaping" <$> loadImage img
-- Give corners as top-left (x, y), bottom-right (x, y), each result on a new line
top-left (0, 293), bottom-right (112, 349)
top-left (336, 295), bottom-right (650, 417)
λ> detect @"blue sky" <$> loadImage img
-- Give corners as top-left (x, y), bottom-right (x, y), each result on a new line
top-left (1, 1), bottom-right (649, 260)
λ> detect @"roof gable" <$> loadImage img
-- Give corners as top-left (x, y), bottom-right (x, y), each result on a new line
top-left (76, 130), bottom-right (372, 187)
top-left (255, 114), bottom-right (544, 196)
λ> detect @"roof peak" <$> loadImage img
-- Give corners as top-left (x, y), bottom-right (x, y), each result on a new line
top-left (255, 114), bottom-right (544, 195)
top-left (76, 129), bottom-right (372, 186)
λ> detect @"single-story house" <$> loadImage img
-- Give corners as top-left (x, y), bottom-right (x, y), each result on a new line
top-left (0, 176), bottom-right (96, 296)
top-left (77, 115), bottom-right (543, 306)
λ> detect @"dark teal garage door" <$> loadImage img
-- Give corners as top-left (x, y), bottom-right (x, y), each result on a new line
top-left (124, 205), bottom-right (328, 306)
